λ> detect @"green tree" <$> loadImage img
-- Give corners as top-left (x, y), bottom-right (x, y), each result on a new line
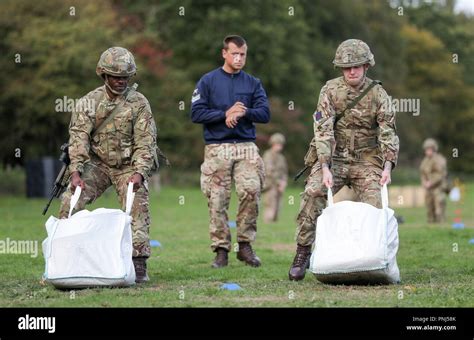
top-left (398, 24), bottom-right (474, 173)
top-left (0, 0), bottom-right (138, 165)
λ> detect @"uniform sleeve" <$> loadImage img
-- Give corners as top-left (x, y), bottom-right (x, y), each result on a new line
top-left (132, 99), bottom-right (157, 181)
top-left (263, 151), bottom-right (276, 187)
top-left (68, 104), bottom-right (94, 174)
top-left (281, 156), bottom-right (288, 182)
top-left (191, 77), bottom-right (226, 124)
top-left (245, 80), bottom-right (270, 123)
top-left (430, 156), bottom-right (447, 187)
top-left (273, 154), bottom-right (288, 182)
top-left (419, 160), bottom-right (427, 183)
top-left (313, 84), bottom-right (336, 165)
top-left (376, 87), bottom-right (400, 168)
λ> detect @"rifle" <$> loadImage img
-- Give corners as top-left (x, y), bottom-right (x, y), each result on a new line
top-left (294, 165), bottom-right (310, 182)
top-left (42, 143), bottom-right (70, 215)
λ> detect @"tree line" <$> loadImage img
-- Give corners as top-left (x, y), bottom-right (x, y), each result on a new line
top-left (1, 0), bottom-right (473, 178)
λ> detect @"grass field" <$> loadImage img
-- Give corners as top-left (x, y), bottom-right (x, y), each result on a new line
top-left (0, 183), bottom-right (473, 307)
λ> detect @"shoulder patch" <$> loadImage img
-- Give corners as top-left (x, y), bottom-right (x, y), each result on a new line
top-left (191, 88), bottom-right (201, 103)
top-left (313, 111), bottom-right (323, 122)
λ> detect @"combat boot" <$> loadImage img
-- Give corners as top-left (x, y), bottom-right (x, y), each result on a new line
top-left (212, 248), bottom-right (229, 268)
top-left (237, 242), bottom-right (261, 267)
top-left (288, 244), bottom-right (311, 281)
top-left (133, 257), bottom-right (150, 283)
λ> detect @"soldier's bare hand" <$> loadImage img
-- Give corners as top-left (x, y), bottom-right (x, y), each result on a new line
top-left (380, 169), bottom-right (392, 185)
top-left (225, 114), bottom-right (237, 128)
top-left (278, 180), bottom-right (287, 193)
top-left (225, 102), bottom-right (246, 118)
top-left (225, 112), bottom-right (243, 128)
top-left (322, 167), bottom-right (333, 188)
top-left (70, 171), bottom-right (85, 191)
top-left (128, 173), bottom-right (143, 192)
top-left (225, 102), bottom-right (247, 128)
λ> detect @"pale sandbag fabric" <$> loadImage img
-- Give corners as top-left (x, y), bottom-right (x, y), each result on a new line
top-left (42, 183), bottom-right (136, 288)
top-left (309, 184), bottom-right (400, 285)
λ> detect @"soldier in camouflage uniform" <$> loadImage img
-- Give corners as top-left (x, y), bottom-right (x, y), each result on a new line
top-left (191, 35), bottom-right (270, 268)
top-left (263, 133), bottom-right (288, 223)
top-left (59, 47), bottom-right (158, 283)
top-left (420, 138), bottom-right (448, 223)
top-left (289, 39), bottom-right (399, 281)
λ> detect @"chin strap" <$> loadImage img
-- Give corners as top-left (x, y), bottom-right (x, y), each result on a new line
top-left (361, 68), bottom-right (368, 84)
top-left (104, 74), bottom-right (127, 95)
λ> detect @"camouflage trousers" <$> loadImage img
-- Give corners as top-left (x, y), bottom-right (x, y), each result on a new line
top-left (200, 142), bottom-right (265, 252)
top-left (425, 188), bottom-right (446, 223)
top-left (263, 186), bottom-right (283, 223)
top-left (295, 159), bottom-right (382, 246)
top-left (59, 158), bottom-right (151, 257)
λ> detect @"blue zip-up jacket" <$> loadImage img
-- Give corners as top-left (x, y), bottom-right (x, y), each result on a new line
top-left (191, 67), bottom-right (270, 144)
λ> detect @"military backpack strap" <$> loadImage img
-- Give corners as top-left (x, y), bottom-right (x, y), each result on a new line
top-left (90, 83), bottom-right (138, 140)
top-left (335, 80), bottom-right (381, 123)
top-left (152, 145), bottom-right (171, 171)
top-left (157, 146), bottom-right (171, 167)
top-left (335, 80), bottom-right (381, 156)
top-left (294, 80), bottom-right (381, 181)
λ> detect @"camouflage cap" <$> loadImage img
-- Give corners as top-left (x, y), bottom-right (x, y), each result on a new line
top-left (333, 39), bottom-right (375, 68)
top-left (96, 47), bottom-right (137, 78)
top-left (269, 133), bottom-right (286, 146)
top-left (423, 138), bottom-right (438, 152)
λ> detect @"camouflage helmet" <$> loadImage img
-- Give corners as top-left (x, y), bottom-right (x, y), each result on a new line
top-left (96, 47), bottom-right (137, 78)
top-left (269, 133), bottom-right (286, 146)
top-left (423, 138), bottom-right (438, 152)
top-left (333, 39), bottom-right (375, 68)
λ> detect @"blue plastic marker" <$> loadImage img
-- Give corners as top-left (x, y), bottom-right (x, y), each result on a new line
top-left (452, 223), bottom-right (465, 229)
top-left (469, 238), bottom-right (474, 245)
top-left (228, 221), bottom-right (236, 228)
top-left (150, 240), bottom-right (161, 247)
top-left (220, 283), bottom-right (241, 291)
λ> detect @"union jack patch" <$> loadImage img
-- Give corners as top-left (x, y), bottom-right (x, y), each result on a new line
top-left (313, 111), bottom-right (322, 122)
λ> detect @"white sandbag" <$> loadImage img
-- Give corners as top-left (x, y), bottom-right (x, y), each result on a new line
top-left (309, 184), bottom-right (400, 285)
top-left (42, 183), bottom-right (136, 288)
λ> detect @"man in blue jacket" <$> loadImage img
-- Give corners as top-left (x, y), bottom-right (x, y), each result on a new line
top-left (191, 35), bottom-right (270, 268)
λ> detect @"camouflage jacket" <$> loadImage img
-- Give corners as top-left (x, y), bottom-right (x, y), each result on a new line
top-left (420, 153), bottom-right (448, 190)
top-left (313, 76), bottom-right (399, 169)
top-left (263, 149), bottom-right (288, 188)
top-left (68, 85), bottom-right (157, 181)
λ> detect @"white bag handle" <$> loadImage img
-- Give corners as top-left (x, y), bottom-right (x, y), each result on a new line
top-left (327, 187), bottom-right (334, 207)
top-left (125, 182), bottom-right (135, 215)
top-left (381, 183), bottom-right (389, 210)
top-left (68, 186), bottom-right (82, 218)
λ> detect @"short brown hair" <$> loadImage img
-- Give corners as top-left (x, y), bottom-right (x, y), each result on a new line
top-left (223, 35), bottom-right (247, 50)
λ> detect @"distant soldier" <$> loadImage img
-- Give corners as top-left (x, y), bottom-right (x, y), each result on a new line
top-left (191, 35), bottom-right (270, 268)
top-left (420, 138), bottom-right (448, 223)
top-left (288, 39), bottom-right (399, 281)
top-left (263, 133), bottom-right (288, 223)
top-left (59, 47), bottom-right (158, 283)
